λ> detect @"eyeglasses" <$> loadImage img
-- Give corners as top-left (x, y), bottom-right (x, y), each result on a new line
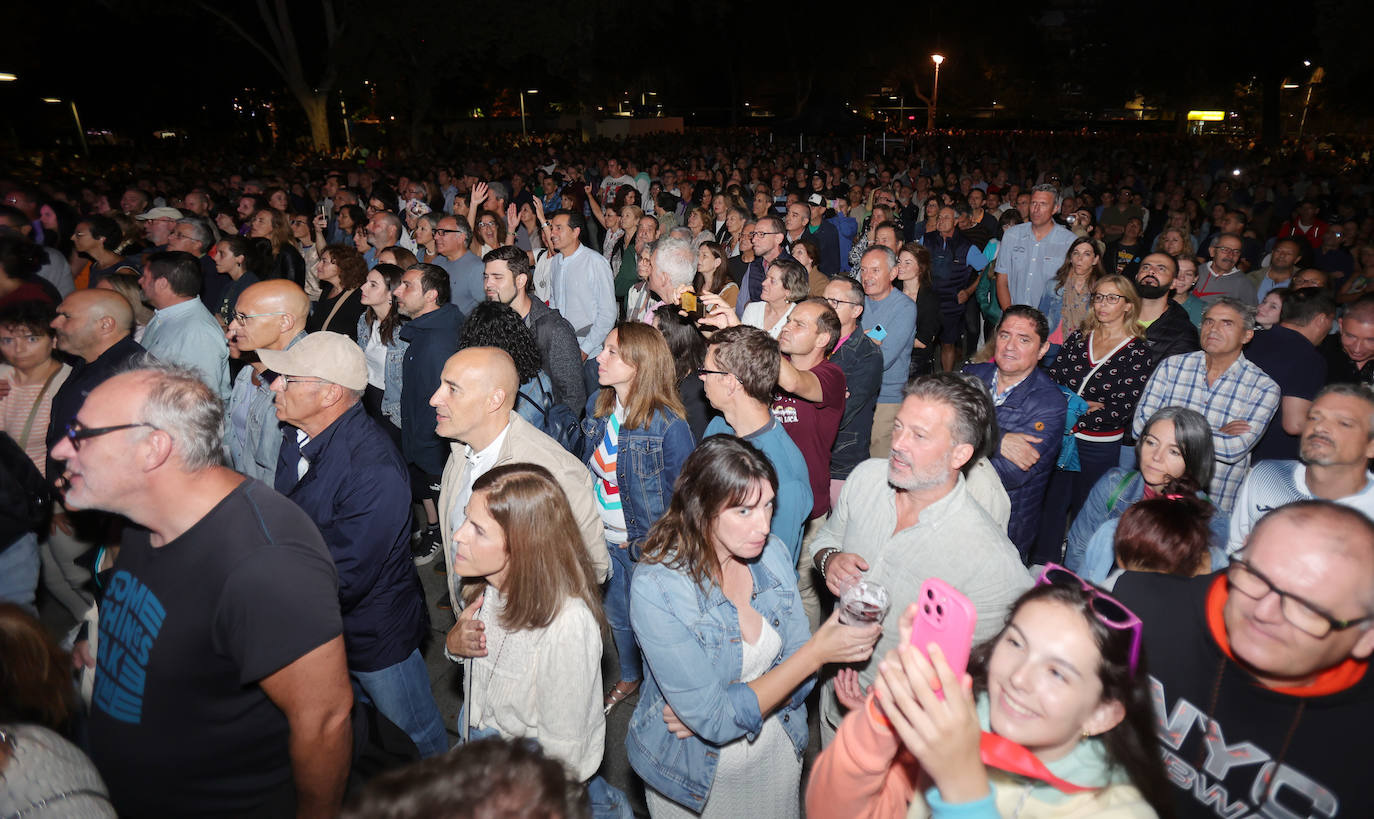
top-left (747, 231), bottom-right (779, 238)
top-left (433, 228), bottom-right (463, 236)
top-left (825, 296), bottom-right (862, 308)
top-left (280, 376), bottom-right (328, 387)
top-left (477, 221), bottom-right (498, 229)
top-left (230, 310), bottom-right (289, 325)
top-left (1090, 293), bottom-right (1125, 305)
top-left (1214, 246), bottom-right (1242, 256)
top-left (697, 367), bottom-right (732, 378)
top-left (1227, 557), bottom-right (1372, 638)
top-left (1036, 564), bottom-right (1143, 676)
top-left (64, 420), bottom-right (158, 449)
top-left (170, 232), bottom-right (198, 242)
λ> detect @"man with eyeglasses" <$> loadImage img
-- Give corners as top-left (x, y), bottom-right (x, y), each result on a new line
top-left (135, 205), bottom-right (182, 251)
top-left (1132, 297), bottom-right (1279, 513)
top-left (43, 288), bottom-right (144, 626)
top-left (164, 216), bottom-right (225, 312)
top-left (1193, 232), bottom-right (1258, 306)
top-left (224, 280), bottom-right (310, 484)
top-left (260, 332), bottom-right (447, 759)
top-left (62, 363), bottom-right (353, 818)
top-left (432, 216), bottom-right (484, 316)
top-left (822, 277), bottom-right (882, 497)
top-left (734, 215), bottom-right (791, 318)
top-left (1115, 500), bottom-right (1374, 819)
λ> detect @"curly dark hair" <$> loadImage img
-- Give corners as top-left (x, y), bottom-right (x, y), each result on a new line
top-left (457, 301), bottom-right (542, 384)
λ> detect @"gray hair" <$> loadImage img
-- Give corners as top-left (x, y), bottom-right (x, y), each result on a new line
top-left (174, 217), bottom-right (213, 251)
top-left (667, 226), bottom-right (693, 242)
top-left (861, 244), bottom-right (897, 271)
top-left (486, 181), bottom-right (509, 202)
top-left (373, 211), bottom-right (403, 241)
top-left (654, 237), bottom-right (696, 287)
top-left (444, 217), bottom-right (472, 242)
top-left (1030, 182), bottom-right (1062, 210)
top-left (127, 357), bottom-right (225, 470)
top-left (902, 372), bottom-right (993, 452)
top-left (1203, 296), bottom-right (1257, 331)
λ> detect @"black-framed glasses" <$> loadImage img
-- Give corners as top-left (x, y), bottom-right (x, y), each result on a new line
top-left (1091, 293), bottom-right (1125, 305)
top-left (230, 310), bottom-right (288, 325)
top-left (280, 376), bottom-right (328, 387)
top-left (64, 421), bottom-right (158, 449)
top-left (825, 297), bottom-right (862, 308)
top-left (697, 367), bottom-right (732, 378)
top-left (1227, 557), bottom-right (1373, 638)
top-left (748, 231), bottom-right (779, 238)
top-left (433, 228), bottom-right (463, 236)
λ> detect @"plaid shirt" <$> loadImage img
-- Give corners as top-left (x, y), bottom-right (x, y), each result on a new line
top-left (1132, 351), bottom-right (1279, 513)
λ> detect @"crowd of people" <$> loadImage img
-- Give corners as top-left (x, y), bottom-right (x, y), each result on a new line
top-left (1, 130), bottom-right (1373, 818)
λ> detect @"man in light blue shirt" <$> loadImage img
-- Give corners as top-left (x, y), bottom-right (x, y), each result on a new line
top-left (430, 216), bottom-right (484, 315)
top-left (858, 245), bottom-right (917, 458)
top-left (139, 251), bottom-right (230, 400)
top-left (547, 209), bottom-right (616, 358)
top-left (995, 183), bottom-right (1077, 311)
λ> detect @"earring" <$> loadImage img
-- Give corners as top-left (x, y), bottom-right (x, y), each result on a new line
top-left (1082, 731), bottom-right (1092, 739)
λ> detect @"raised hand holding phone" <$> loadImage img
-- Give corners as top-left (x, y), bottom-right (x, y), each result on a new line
top-left (908, 577), bottom-right (977, 693)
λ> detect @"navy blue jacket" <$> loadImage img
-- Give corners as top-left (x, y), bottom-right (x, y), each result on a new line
top-left (963, 363), bottom-right (1065, 555)
top-left (275, 402), bottom-right (426, 672)
top-left (398, 302), bottom-right (464, 475)
top-left (47, 335), bottom-right (146, 483)
top-left (828, 328), bottom-right (883, 480)
top-left (921, 229), bottom-right (978, 309)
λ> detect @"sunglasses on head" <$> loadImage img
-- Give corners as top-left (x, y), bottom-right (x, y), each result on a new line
top-left (1036, 564), bottom-right (1143, 676)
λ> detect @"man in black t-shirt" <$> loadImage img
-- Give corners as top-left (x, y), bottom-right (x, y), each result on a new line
top-left (58, 362), bottom-right (352, 818)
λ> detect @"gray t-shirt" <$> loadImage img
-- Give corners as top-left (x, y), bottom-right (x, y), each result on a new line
top-left (433, 251), bottom-right (486, 315)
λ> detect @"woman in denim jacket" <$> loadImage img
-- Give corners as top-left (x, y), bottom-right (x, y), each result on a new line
top-left (355, 263), bottom-right (408, 441)
top-left (628, 436), bottom-right (880, 817)
top-left (580, 322), bottom-right (696, 712)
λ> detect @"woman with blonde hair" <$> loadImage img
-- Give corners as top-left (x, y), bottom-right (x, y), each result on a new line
top-left (1036, 274), bottom-right (1155, 564)
top-left (247, 207), bottom-right (306, 288)
top-left (582, 322), bottom-right (695, 713)
top-left (445, 463), bottom-right (629, 817)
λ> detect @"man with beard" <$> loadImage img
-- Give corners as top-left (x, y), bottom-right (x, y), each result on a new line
top-left (808, 373), bottom-right (1030, 741)
top-left (1227, 383), bottom-right (1374, 552)
top-left (1134, 252), bottom-right (1200, 366)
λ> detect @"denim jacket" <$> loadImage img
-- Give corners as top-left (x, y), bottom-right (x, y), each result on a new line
top-left (225, 332), bottom-right (307, 483)
top-left (355, 314), bottom-right (408, 428)
top-left (627, 537), bottom-right (813, 812)
top-left (579, 400), bottom-right (695, 549)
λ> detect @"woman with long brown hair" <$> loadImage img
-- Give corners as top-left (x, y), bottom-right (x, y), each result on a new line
top-left (355, 263), bottom-right (409, 443)
top-left (444, 463), bottom-right (629, 817)
top-left (582, 322), bottom-right (695, 713)
top-left (247, 207), bottom-right (306, 288)
top-left (694, 241), bottom-right (738, 308)
top-left (628, 436), bottom-right (880, 817)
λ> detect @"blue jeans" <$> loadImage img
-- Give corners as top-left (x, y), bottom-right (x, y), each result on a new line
top-left (352, 648), bottom-right (449, 758)
top-left (604, 543), bottom-right (640, 684)
top-left (464, 714), bottom-right (633, 819)
top-left (0, 532), bottom-right (40, 614)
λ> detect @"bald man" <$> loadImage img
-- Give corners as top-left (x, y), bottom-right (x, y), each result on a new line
top-left (224, 280), bottom-right (310, 482)
top-left (432, 347), bottom-right (608, 616)
top-left (42, 289), bottom-right (145, 622)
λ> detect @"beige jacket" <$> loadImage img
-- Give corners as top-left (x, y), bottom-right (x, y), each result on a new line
top-left (438, 411), bottom-right (609, 610)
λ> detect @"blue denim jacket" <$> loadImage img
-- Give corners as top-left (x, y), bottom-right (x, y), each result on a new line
top-left (355, 314), bottom-right (409, 428)
top-left (225, 332), bottom-right (307, 483)
top-left (579, 401), bottom-right (695, 548)
top-left (626, 537), bottom-right (812, 812)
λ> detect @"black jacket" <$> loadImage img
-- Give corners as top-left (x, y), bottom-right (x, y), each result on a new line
top-left (397, 303), bottom-right (464, 475)
top-left (1142, 299), bottom-right (1200, 367)
top-left (47, 335), bottom-right (146, 482)
top-left (525, 298), bottom-right (587, 414)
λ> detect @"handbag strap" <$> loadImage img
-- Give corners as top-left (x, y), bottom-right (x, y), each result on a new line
top-left (1106, 470), bottom-right (1139, 515)
top-left (17, 364), bottom-right (63, 451)
top-left (1076, 333), bottom-right (1133, 397)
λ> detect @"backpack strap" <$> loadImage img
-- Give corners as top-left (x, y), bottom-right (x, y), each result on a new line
top-left (1105, 470), bottom-right (1139, 515)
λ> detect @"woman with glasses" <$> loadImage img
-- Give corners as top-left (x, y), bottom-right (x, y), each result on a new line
top-left (471, 213), bottom-right (506, 258)
top-left (1037, 275), bottom-right (1154, 565)
top-left (808, 565), bottom-right (1170, 818)
top-left (629, 436), bottom-right (880, 818)
top-left (579, 322), bottom-right (694, 715)
top-left (306, 245), bottom-right (367, 334)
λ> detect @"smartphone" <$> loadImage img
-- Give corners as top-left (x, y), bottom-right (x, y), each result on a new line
top-left (680, 290), bottom-right (702, 317)
top-left (909, 578), bottom-right (977, 697)
top-left (865, 323), bottom-right (887, 343)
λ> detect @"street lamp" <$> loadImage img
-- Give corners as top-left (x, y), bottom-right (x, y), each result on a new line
top-left (0, 73), bottom-right (17, 82)
top-left (519, 89), bottom-right (538, 137)
top-left (42, 96), bottom-right (88, 157)
top-left (929, 54), bottom-right (945, 131)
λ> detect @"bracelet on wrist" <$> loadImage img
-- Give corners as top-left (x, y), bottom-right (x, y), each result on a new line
top-left (817, 548), bottom-right (840, 578)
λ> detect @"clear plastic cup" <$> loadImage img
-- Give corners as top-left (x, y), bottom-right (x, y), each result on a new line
top-left (838, 579), bottom-right (890, 626)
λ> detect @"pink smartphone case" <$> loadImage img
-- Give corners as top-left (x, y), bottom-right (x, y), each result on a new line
top-left (909, 577), bottom-right (977, 683)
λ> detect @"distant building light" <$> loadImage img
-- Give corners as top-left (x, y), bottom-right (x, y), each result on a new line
top-left (1186, 110), bottom-right (1226, 122)
top-left (42, 97), bottom-right (61, 104)
top-left (1282, 83), bottom-right (1300, 89)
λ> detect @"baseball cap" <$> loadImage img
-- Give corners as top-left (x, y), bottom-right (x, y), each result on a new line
top-left (257, 332), bottom-right (368, 391)
top-left (136, 206), bottom-right (184, 222)
top-left (807, 193), bottom-right (827, 207)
